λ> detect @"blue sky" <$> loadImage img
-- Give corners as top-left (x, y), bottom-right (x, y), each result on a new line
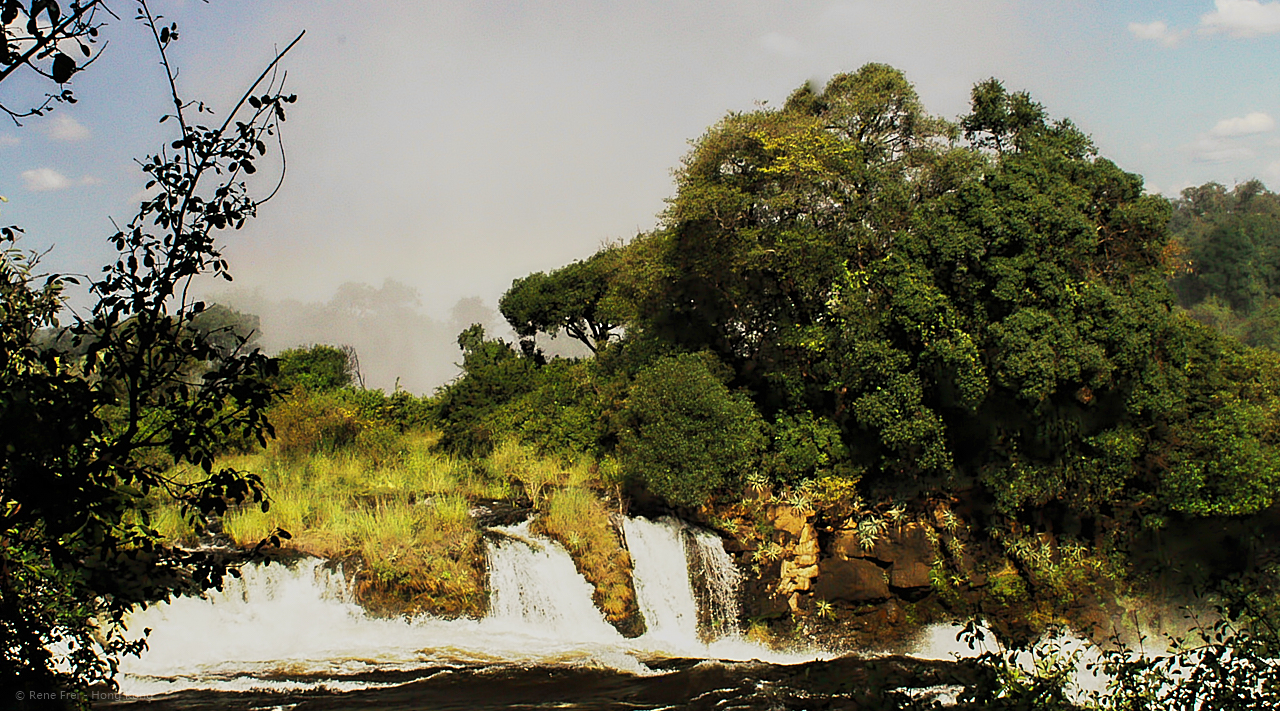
top-left (2, 0), bottom-right (1280, 385)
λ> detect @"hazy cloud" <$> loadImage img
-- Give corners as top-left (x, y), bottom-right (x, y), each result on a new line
top-left (1186, 136), bottom-right (1254, 163)
top-left (1267, 160), bottom-right (1280, 185)
top-left (0, 134), bottom-right (18, 148)
top-left (1201, 0), bottom-right (1280, 37)
top-left (21, 168), bottom-right (71, 192)
top-left (44, 114), bottom-right (90, 141)
top-left (1128, 20), bottom-right (1188, 47)
top-left (759, 32), bottom-right (806, 58)
top-left (1211, 111), bottom-right (1276, 136)
top-left (210, 281), bottom-right (486, 393)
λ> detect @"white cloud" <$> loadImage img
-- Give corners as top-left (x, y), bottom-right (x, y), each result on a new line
top-left (21, 168), bottom-right (71, 192)
top-left (1211, 111), bottom-right (1276, 136)
top-left (1128, 20), bottom-right (1189, 47)
top-left (1185, 135), bottom-right (1254, 163)
top-left (1201, 0), bottom-right (1280, 37)
top-left (759, 32), bottom-right (806, 58)
top-left (79, 175), bottom-right (102, 186)
top-left (45, 114), bottom-right (89, 141)
top-left (0, 134), bottom-right (18, 148)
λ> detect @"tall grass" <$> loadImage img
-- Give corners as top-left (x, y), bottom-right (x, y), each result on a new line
top-left (354, 495), bottom-right (485, 616)
top-left (150, 423), bottom-right (632, 619)
top-left (152, 426), bottom-right (499, 616)
top-left (488, 438), bottom-right (608, 502)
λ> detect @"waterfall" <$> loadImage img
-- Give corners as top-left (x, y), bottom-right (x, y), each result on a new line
top-left (119, 559), bottom-right (450, 694)
top-left (687, 525), bottom-right (742, 638)
top-left (622, 516), bottom-right (742, 646)
top-left (486, 521), bottom-right (620, 642)
top-left (622, 516), bottom-right (701, 644)
top-left (119, 515), bottom-right (820, 696)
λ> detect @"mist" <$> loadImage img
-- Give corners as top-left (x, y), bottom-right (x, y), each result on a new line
top-left (210, 280), bottom-right (506, 395)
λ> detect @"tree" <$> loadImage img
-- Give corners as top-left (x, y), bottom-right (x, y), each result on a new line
top-left (276, 344), bottom-right (356, 393)
top-left (499, 245), bottom-right (626, 354)
top-left (430, 325), bottom-right (541, 456)
top-left (0, 2), bottom-right (300, 699)
top-left (1, 0), bottom-right (112, 122)
top-left (627, 65), bottom-right (952, 414)
top-left (1169, 181), bottom-right (1280, 343)
top-left (606, 69), bottom-right (1280, 524)
top-left (617, 353), bottom-right (765, 508)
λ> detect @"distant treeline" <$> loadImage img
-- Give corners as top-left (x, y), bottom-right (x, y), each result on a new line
top-left (1169, 179), bottom-right (1280, 350)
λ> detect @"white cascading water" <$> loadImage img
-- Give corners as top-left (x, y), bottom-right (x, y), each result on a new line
top-left (687, 525), bottom-right (743, 638)
top-left (119, 515), bottom-right (822, 696)
top-left (621, 516), bottom-right (701, 645)
top-left (485, 520), bottom-right (619, 642)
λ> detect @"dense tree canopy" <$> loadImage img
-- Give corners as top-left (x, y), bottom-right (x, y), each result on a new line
top-left (499, 245), bottom-right (626, 354)
top-left (1168, 180), bottom-right (1280, 350)
top-left (435, 65), bottom-right (1280, 530)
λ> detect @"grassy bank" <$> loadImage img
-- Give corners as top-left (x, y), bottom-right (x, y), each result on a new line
top-left (151, 428), bottom-right (644, 626)
top-left (153, 431), bottom-right (506, 616)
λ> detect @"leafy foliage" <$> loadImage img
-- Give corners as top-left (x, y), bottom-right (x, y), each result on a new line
top-left (500, 245), bottom-right (626, 353)
top-left (0, 4), bottom-right (300, 698)
top-left (0, 0), bottom-right (112, 122)
top-left (454, 67), bottom-right (1280, 529)
top-left (616, 353), bottom-right (765, 508)
top-left (276, 343), bottom-right (356, 393)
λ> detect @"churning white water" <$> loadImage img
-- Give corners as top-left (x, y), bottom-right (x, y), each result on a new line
top-left (486, 520), bottom-right (618, 641)
top-left (119, 515), bottom-right (823, 696)
top-left (622, 516), bottom-right (701, 645)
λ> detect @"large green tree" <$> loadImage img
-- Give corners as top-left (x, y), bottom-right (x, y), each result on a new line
top-left (613, 69), bottom-right (1280, 521)
top-left (0, 3), bottom-right (300, 700)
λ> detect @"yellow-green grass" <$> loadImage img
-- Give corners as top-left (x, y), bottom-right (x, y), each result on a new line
top-left (352, 495), bottom-right (486, 617)
top-left (149, 431), bottom-right (635, 619)
top-left (532, 486), bottom-right (644, 637)
top-left (149, 430), bottom-right (498, 616)
top-left (488, 438), bottom-right (604, 504)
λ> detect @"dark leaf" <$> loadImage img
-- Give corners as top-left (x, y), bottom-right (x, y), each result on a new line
top-left (51, 52), bottom-right (76, 84)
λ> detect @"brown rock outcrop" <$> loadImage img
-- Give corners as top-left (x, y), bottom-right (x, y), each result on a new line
top-left (812, 558), bottom-right (889, 602)
top-left (828, 521), bottom-right (937, 591)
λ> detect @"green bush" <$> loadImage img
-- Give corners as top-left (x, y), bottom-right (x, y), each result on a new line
top-left (430, 326), bottom-right (540, 456)
top-left (767, 411), bottom-right (850, 485)
top-left (269, 392), bottom-right (363, 457)
top-left (617, 353), bottom-right (765, 508)
top-left (276, 344), bottom-right (354, 392)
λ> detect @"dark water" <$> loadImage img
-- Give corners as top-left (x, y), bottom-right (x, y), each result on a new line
top-left (101, 655), bottom-right (977, 710)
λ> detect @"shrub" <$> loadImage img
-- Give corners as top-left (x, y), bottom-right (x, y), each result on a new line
top-left (617, 353), bottom-right (765, 508)
top-left (276, 344), bottom-right (355, 392)
top-left (269, 391), bottom-right (359, 455)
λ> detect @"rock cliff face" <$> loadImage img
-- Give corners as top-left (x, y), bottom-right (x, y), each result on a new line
top-left (736, 503), bottom-right (940, 624)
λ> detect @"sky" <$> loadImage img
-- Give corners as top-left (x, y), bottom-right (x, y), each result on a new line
top-left (3, 0), bottom-right (1280, 391)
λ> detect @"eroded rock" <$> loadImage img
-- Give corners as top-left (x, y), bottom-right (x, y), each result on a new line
top-left (812, 557), bottom-right (889, 602)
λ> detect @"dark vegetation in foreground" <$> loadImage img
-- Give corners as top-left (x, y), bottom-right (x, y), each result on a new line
top-left (3, 2), bottom-right (1280, 706)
